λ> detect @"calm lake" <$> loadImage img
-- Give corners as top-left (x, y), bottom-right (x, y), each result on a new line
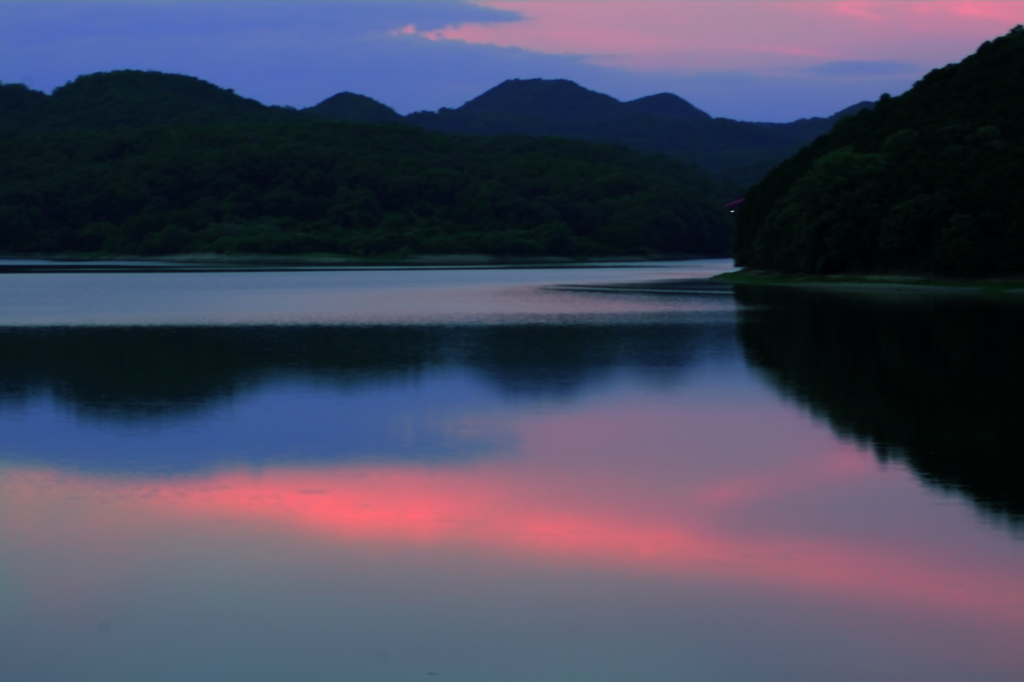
top-left (1, 259), bottom-right (1022, 682)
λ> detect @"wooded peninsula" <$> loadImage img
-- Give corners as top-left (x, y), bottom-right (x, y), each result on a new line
top-left (736, 26), bottom-right (1023, 278)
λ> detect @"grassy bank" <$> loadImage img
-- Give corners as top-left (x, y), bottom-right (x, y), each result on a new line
top-left (715, 268), bottom-right (1024, 296)
top-left (0, 251), bottom-right (708, 273)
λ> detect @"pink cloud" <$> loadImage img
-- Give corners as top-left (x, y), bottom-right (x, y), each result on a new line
top-left (5, 398), bottom-right (1024, 666)
top-left (416, 1), bottom-right (1024, 74)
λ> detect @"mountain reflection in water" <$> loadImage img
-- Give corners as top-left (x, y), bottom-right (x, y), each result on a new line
top-left (736, 285), bottom-right (1024, 529)
top-left (3, 268), bottom-right (1024, 682)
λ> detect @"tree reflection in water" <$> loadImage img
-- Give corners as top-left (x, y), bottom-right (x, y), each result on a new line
top-left (0, 322), bottom-right (731, 417)
top-left (736, 285), bottom-right (1024, 529)
top-left (0, 321), bottom-right (734, 472)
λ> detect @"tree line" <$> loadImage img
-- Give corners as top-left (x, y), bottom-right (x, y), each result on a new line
top-left (0, 119), bottom-right (733, 258)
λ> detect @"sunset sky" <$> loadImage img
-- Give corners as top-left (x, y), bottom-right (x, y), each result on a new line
top-left (2, 1), bottom-right (1023, 121)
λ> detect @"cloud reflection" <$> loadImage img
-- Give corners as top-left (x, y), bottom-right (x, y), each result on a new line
top-left (5, 317), bottom-right (1024, 678)
top-left (5, 440), bottom-right (1024, 636)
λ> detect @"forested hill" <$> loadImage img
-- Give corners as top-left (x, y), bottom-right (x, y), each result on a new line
top-left (0, 120), bottom-right (733, 258)
top-left (735, 26), bottom-right (1024, 278)
top-left (0, 71), bottom-right (298, 134)
top-left (1, 71), bottom-right (870, 188)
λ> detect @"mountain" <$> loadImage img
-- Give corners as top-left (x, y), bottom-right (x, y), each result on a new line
top-left (0, 71), bottom-right (296, 135)
top-left (622, 93), bottom-right (712, 121)
top-left (0, 82), bottom-right (49, 124)
top-left (401, 78), bottom-right (869, 187)
top-left (304, 91), bottom-right (402, 123)
top-left (2, 71), bottom-right (868, 188)
top-left (735, 25), bottom-right (1024, 277)
top-left (752, 101), bottom-right (874, 144)
top-left (454, 78), bottom-right (624, 119)
top-left (0, 70), bottom-right (739, 259)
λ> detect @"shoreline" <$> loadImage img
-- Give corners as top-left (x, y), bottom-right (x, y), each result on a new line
top-left (0, 252), bottom-right (722, 273)
top-left (714, 269), bottom-right (1024, 297)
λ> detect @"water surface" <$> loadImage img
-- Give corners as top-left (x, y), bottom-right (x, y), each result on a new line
top-left (2, 260), bottom-right (1022, 682)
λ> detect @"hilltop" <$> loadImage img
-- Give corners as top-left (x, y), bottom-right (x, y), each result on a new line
top-left (735, 25), bottom-right (1024, 278)
top-left (1, 71), bottom-right (870, 188)
top-left (392, 79), bottom-right (869, 188)
top-left (0, 71), bottom-right (295, 134)
top-left (305, 92), bottom-right (403, 124)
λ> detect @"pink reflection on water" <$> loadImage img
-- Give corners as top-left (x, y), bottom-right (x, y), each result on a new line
top-left (4, 453), bottom-right (1022, 626)
top-left (3, 395), bottom-right (1024, 671)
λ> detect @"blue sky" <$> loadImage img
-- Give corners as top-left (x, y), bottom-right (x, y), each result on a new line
top-left (2, 1), bottom-right (1022, 122)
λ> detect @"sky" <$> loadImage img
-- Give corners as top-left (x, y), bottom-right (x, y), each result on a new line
top-left (2, 1), bottom-right (1023, 122)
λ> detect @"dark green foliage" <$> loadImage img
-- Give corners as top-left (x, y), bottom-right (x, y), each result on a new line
top-left (0, 70), bottom-right (735, 258)
top-left (2, 71), bottom-right (867, 191)
top-left (0, 82), bottom-right (49, 128)
top-left (0, 71), bottom-right (296, 136)
top-left (736, 26), bottom-right (1024, 277)
top-left (0, 120), bottom-right (732, 258)
top-left (737, 285), bottom-right (1024, 527)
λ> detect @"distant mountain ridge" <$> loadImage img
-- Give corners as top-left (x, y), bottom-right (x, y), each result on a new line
top-left (429, 78), bottom-right (712, 123)
top-left (1, 71), bottom-right (870, 188)
top-left (453, 78), bottom-right (626, 119)
top-left (623, 92), bottom-right (712, 121)
top-left (400, 79), bottom-right (869, 187)
top-left (409, 79), bottom-right (711, 123)
top-left (305, 91), bottom-right (403, 123)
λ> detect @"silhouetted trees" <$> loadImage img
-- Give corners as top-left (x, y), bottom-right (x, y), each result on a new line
top-left (736, 26), bottom-right (1024, 277)
top-left (737, 284), bottom-right (1024, 528)
top-left (0, 119), bottom-right (733, 258)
